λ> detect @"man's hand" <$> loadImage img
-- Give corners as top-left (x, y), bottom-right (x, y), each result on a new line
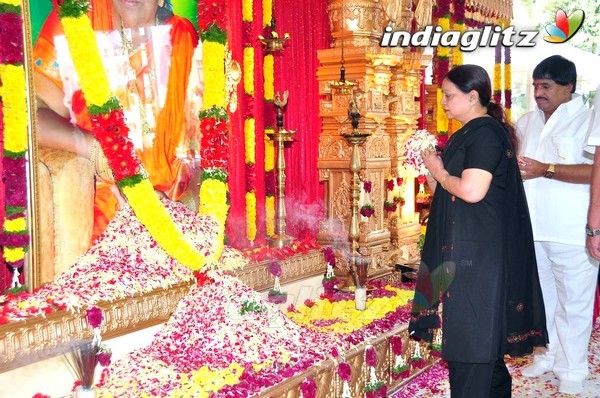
top-left (586, 235), bottom-right (600, 261)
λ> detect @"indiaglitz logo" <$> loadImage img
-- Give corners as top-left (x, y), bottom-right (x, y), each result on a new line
top-left (543, 9), bottom-right (585, 43)
top-left (380, 25), bottom-right (539, 51)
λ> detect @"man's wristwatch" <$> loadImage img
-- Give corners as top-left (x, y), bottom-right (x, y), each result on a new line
top-left (585, 224), bottom-right (600, 237)
top-left (544, 163), bottom-right (555, 179)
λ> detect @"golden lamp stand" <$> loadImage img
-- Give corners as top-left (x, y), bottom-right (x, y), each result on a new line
top-left (341, 98), bottom-right (370, 258)
top-left (267, 91), bottom-right (296, 248)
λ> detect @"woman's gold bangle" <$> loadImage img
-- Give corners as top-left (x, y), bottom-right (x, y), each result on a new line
top-left (439, 173), bottom-right (450, 190)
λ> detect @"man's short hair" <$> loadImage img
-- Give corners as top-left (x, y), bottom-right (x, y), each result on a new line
top-left (533, 55), bottom-right (577, 93)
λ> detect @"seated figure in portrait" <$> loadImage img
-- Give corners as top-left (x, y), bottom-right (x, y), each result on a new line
top-left (32, 0), bottom-right (202, 276)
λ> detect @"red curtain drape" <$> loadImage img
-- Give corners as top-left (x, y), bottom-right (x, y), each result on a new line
top-left (273, 0), bottom-right (330, 240)
top-left (226, 0), bottom-right (330, 247)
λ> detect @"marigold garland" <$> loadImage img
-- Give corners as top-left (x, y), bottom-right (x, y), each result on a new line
top-left (263, 54), bottom-right (274, 101)
top-left (57, 0), bottom-right (207, 270)
top-left (242, 1), bottom-right (260, 245)
top-left (0, 1), bottom-right (29, 276)
top-left (263, 0), bottom-right (276, 238)
top-left (198, 0), bottom-right (229, 256)
top-left (262, 0), bottom-right (272, 27)
top-left (503, 29), bottom-right (512, 121)
top-left (243, 47), bottom-right (255, 96)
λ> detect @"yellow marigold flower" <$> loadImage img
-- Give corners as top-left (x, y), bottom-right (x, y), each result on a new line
top-left (262, 0), bottom-right (273, 27)
top-left (242, 0), bottom-right (253, 22)
top-left (3, 217), bottom-right (26, 233)
top-left (265, 196), bottom-right (275, 237)
top-left (61, 17), bottom-right (112, 107)
top-left (202, 42), bottom-right (227, 109)
top-left (0, 0), bottom-right (21, 6)
top-left (246, 192), bottom-right (257, 242)
top-left (243, 47), bottom-right (255, 96)
top-left (494, 64), bottom-right (502, 92)
top-left (122, 179), bottom-right (205, 270)
top-left (0, 65), bottom-right (28, 154)
top-left (263, 54), bottom-right (274, 101)
top-left (244, 118), bottom-right (256, 163)
top-left (4, 247), bottom-right (25, 263)
top-left (264, 132), bottom-right (275, 171)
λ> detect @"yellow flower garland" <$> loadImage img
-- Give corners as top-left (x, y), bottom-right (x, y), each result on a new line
top-left (264, 130), bottom-right (275, 171)
top-left (0, 65), bottom-right (28, 155)
top-left (262, 0), bottom-right (273, 27)
top-left (1, 0), bottom-right (19, 5)
top-left (170, 363), bottom-right (244, 397)
top-left (3, 217), bottom-right (26, 233)
top-left (436, 88), bottom-right (449, 133)
top-left (265, 195), bottom-right (275, 237)
top-left (60, 6), bottom-right (207, 270)
top-left (243, 47), bottom-right (255, 96)
top-left (242, 0), bottom-right (253, 22)
top-left (244, 118), bottom-right (256, 163)
top-left (203, 41), bottom-right (227, 109)
top-left (437, 17), bottom-right (450, 59)
top-left (263, 54), bottom-right (274, 101)
top-left (245, 192), bottom-right (257, 242)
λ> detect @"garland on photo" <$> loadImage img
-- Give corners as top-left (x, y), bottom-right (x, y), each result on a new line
top-left (0, 0), bottom-right (29, 286)
top-left (449, 0), bottom-right (465, 134)
top-left (242, 0), bottom-right (257, 244)
top-left (198, 0), bottom-right (229, 260)
top-left (57, 0), bottom-right (207, 270)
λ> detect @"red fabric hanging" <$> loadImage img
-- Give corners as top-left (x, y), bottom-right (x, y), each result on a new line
top-left (272, 0), bottom-right (330, 240)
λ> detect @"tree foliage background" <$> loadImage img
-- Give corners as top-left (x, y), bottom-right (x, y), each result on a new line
top-left (521, 0), bottom-right (600, 54)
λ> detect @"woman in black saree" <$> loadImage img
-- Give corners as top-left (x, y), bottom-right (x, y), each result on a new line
top-left (409, 64), bottom-right (548, 398)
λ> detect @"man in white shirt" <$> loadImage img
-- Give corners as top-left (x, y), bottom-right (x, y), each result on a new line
top-left (586, 85), bottom-right (600, 260)
top-left (516, 55), bottom-right (596, 395)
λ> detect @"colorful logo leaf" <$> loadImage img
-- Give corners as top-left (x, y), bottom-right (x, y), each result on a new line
top-left (544, 9), bottom-right (585, 43)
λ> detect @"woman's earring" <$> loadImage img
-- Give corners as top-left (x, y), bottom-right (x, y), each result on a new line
top-left (158, 0), bottom-right (165, 7)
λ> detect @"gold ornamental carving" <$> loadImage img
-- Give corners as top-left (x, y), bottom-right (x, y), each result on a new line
top-left (334, 178), bottom-right (352, 223)
top-left (327, 0), bottom-right (383, 47)
top-left (365, 135), bottom-right (389, 159)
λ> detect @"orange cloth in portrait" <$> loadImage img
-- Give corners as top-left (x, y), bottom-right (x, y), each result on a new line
top-left (33, 2), bottom-right (199, 242)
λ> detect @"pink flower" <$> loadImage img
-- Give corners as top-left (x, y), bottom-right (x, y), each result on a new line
top-left (86, 306), bottom-right (103, 329)
top-left (390, 335), bottom-right (403, 356)
top-left (300, 377), bottom-right (317, 398)
top-left (365, 346), bottom-right (378, 367)
top-left (322, 247), bottom-right (336, 266)
top-left (363, 181), bottom-right (372, 193)
top-left (337, 362), bottom-right (352, 381)
top-left (396, 177), bottom-right (404, 186)
top-left (386, 179), bottom-right (395, 191)
top-left (98, 351), bottom-right (112, 367)
top-left (267, 260), bottom-right (282, 277)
